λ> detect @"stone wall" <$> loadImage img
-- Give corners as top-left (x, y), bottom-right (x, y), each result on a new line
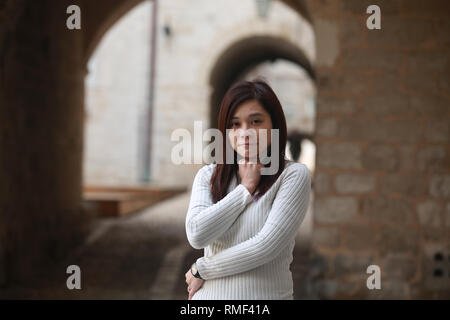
top-left (306, 0), bottom-right (450, 299)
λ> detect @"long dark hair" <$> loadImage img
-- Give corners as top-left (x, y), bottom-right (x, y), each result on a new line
top-left (210, 79), bottom-right (288, 203)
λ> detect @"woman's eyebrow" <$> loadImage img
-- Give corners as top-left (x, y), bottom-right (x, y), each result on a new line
top-left (231, 113), bottom-right (264, 120)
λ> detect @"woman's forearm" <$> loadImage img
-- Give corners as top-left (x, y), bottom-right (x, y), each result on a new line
top-left (186, 166), bottom-right (254, 249)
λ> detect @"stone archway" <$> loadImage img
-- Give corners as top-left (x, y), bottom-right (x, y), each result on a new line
top-left (82, 0), bottom-right (312, 66)
top-left (208, 35), bottom-right (316, 129)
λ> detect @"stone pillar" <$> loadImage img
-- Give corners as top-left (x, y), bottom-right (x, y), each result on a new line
top-left (0, 0), bottom-right (92, 285)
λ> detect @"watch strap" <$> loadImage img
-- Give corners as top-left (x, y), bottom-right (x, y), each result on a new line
top-left (191, 262), bottom-right (202, 279)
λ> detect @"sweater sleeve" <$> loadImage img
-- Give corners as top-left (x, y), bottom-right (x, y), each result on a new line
top-left (185, 165), bottom-right (254, 249)
top-left (195, 163), bottom-right (311, 280)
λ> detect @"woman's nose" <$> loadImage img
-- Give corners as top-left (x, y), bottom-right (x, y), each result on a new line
top-left (237, 129), bottom-right (257, 143)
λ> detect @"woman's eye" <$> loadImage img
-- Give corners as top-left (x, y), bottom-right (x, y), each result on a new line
top-left (231, 120), bottom-right (261, 127)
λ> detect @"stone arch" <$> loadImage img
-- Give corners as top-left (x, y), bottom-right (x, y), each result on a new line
top-left (207, 35), bottom-right (316, 129)
top-left (83, 0), bottom-right (146, 65)
top-left (82, 0), bottom-right (312, 66)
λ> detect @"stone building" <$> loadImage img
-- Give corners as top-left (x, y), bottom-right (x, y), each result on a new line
top-left (0, 0), bottom-right (449, 299)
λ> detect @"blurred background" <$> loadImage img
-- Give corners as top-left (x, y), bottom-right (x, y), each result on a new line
top-left (0, 0), bottom-right (449, 299)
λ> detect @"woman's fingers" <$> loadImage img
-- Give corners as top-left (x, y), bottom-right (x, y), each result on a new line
top-left (185, 267), bottom-right (206, 300)
top-left (187, 278), bottom-right (205, 300)
top-left (190, 279), bottom-right (204, 297)
top-left (185, 270), bottom-right (192, 284)
top-left (238, 158), bottom-right (258, 165)
top-left (188, 286), bottom-right (196, 300)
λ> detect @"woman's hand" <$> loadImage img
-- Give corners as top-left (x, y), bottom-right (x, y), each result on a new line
top-left (238, 159), bottom-right (264, 194)
top-left (185, 269), bottom-right (205, 300)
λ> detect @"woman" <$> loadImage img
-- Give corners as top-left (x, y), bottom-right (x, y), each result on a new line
top-left (184, 79), bottom-right (311, 300)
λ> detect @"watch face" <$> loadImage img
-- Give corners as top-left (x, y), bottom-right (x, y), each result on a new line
top-left (191, 263), bottom-right (197, 274)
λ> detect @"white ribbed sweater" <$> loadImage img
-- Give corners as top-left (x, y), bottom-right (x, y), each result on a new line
top-left (185, 159), bottom-right (311, 300)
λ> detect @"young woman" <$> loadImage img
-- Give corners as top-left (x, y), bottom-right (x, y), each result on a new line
top-left (184, 79), bottom-right (311, 300)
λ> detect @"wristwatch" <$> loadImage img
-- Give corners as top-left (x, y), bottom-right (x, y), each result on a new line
top-left (190, 262), bottom-right (203, 279)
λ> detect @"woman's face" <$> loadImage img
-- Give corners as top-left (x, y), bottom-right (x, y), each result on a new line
top-left (228, 99), bottom-right (273, 161)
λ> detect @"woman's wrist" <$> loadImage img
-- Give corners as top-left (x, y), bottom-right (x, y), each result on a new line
top-left (190, 262), bottom-right (203, 280)
top-left (242, 183), bottom-right (256, 195)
